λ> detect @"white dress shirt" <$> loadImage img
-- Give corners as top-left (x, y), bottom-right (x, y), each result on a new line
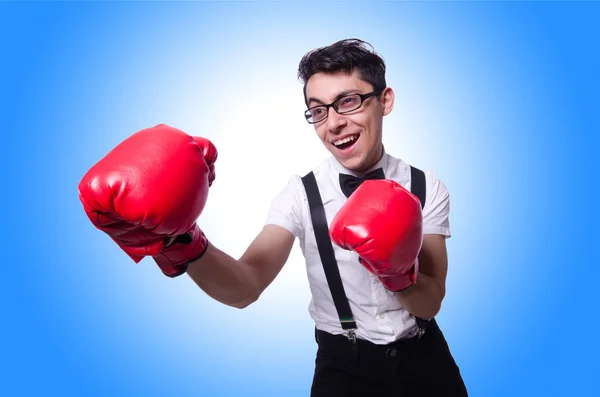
top-left (265, 151), bottom-right (451, 344)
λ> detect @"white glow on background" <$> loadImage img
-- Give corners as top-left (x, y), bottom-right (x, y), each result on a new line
top-left (68, 8), bottom-right (507, 354)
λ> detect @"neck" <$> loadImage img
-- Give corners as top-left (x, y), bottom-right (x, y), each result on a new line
top-left (355, 144), bottom-right (384, 175)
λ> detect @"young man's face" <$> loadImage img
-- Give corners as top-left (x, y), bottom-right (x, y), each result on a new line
top-left (305, 70), bottom-right (394, 173)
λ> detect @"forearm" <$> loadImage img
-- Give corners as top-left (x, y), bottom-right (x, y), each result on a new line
top-left (185, 242), bottom-right (261, 309)
top-left (395, 272), bottom-right (445, 320)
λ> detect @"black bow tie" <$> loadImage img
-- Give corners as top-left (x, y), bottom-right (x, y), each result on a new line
top-left (339, 168), bottom-right (385, 198)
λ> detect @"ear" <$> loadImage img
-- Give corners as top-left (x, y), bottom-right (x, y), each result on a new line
top-left (381, 87), bottom-right (395, 116)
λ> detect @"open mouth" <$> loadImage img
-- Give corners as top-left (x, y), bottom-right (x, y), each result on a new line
top-left (332, 134), bottom-right (359, 151)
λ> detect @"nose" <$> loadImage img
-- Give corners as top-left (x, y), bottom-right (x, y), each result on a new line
top-left (327, 107), bottom-right (347, 134)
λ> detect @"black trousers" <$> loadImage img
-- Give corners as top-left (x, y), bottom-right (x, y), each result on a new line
top-left (310, 320), bottom-right (468, 397)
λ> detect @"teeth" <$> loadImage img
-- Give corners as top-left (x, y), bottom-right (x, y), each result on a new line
top-left (333, 135), bottom-right (358, 147)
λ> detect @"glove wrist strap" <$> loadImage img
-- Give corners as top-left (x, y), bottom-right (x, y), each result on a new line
top-left (153, 225), bottom-right (208, 278)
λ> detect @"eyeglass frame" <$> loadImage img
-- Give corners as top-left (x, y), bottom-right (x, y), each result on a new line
top-left (304, 89), bottom-right (385, 124)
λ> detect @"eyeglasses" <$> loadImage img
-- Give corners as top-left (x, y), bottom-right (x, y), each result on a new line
top-left (304, 89), bottom-right (384, 124)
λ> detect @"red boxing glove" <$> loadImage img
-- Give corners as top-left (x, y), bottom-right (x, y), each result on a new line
top-left (78, 124), bottom-right (217, 277)
top-left (329, 179), bottom-right (423, 291)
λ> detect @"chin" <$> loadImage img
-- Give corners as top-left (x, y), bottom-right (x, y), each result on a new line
top-left (337, 156), bottom-right (367, 172)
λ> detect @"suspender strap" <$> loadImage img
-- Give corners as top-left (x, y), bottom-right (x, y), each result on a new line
top-left (409, 166), bottom-right (433, 333)
top-left (410, 166), bottom-right (426, 210)
top-left (301, 172), bottom-right (358, 342)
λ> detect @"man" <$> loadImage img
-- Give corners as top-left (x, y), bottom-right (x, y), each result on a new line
top-left (79, 39), bottom-right (468, 396)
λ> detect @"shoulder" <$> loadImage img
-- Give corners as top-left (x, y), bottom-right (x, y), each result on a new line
top-left (268, 157), bottom-right (333, 218)
top-left (421, 169), bottom-right (451, 237)
top-left (386, 153), bottom-right (451, 236)
top-left (406, 165), bottom-right (449, 213)
top-left (272, 174), bottom-right (305, 209)
top-left (265, 174), bottom-right (306, 237)
top-left (422, 170), bottom-right (449, 206)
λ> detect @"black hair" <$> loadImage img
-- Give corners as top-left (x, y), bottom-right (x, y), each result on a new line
top-left (298, 39), bottom-right (386, 105)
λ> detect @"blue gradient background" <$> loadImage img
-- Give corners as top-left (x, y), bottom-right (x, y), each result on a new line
top-left (1, 1), bottom-right (598, 396)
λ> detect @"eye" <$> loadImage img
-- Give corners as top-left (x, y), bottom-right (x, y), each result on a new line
top-left (311, 107), bottom-right (325, 117)
top-left (337, 95), bottom-right (359, 110)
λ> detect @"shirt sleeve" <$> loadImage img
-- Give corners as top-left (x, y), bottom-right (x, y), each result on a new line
top-left (264, 175), bottom-right (304, 238)
top-left (422, 171), bottom-right (451, 238)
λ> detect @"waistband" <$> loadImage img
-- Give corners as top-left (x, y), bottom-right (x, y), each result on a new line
top-left (316, 328), bottom-right (423, 361)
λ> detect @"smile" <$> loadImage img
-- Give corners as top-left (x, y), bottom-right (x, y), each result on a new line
top-left (332, 134), bottom-right (360, 151)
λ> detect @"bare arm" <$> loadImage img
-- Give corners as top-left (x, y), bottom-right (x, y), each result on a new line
top-left (395, 234), bottom-right (448, 319)
top-left (185, 225), bottom-right (295, 309)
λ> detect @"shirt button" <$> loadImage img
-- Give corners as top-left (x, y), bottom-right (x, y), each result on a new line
top-left (379, 314), bottom-right (385, 319)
